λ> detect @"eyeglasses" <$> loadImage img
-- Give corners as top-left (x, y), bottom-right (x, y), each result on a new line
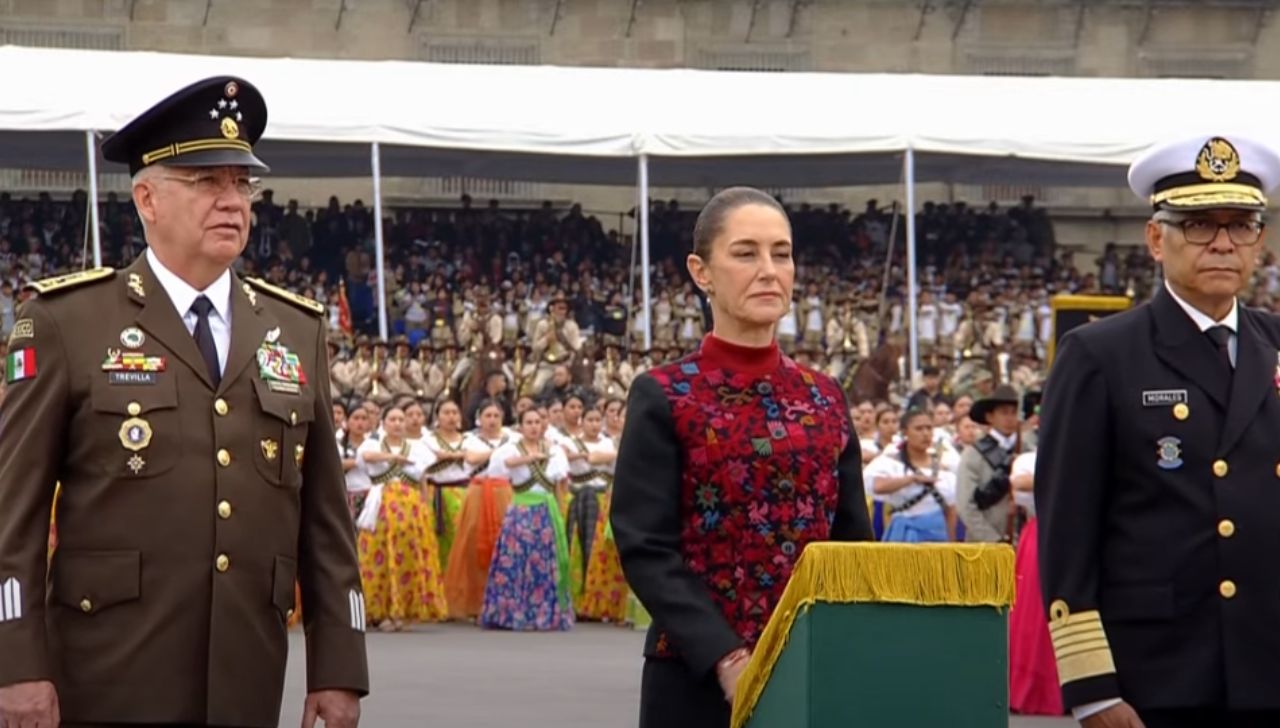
top-left (159, 173), bottom-right (263, 202)
top-left (1156, 217), bottom-right (1266, 246)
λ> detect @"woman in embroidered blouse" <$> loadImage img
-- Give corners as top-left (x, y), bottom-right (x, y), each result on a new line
top-left (612, 187), bottom-right (872, 728)
top-left (354, 406), bottom-right (448, 630)
top-left (563, 405), bottom-right (617, 610)
top-left (863, 408), bottom-right (958, 543)
top-left (444, 400), bottom-right (516, 621)
top-left (479, 408), bottom-right (574, 631)
top-left (340, 405), bottom-right (374, 519)
top-left (424, 399), bottom-right (471, 567)
top-left (574, 408), bottom-right (628, 623)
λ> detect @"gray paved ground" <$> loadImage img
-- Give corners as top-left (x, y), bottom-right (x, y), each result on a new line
top-left (280, 623), bottom-right (1076, 727)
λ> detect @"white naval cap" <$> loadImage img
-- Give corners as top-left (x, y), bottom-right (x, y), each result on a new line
top-left (1128, 135), bottom-right (1280, 211)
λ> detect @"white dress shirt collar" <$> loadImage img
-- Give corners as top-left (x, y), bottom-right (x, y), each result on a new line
top-left (989, 428), bottom-right (1018, 451)
top-left (146, 247), bottom-right (231, 323)
top-left (1164, 280), bottom-right (1237, 334)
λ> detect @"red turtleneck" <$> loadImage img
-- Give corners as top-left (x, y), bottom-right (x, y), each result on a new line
top-left (698, 334), bottom-right (782, 377)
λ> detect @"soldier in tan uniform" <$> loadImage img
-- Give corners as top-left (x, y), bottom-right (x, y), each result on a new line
top-left (384, 335), bottom-right (421, 401)
top-left (458, 290), bottom-right (503, 353)
top-left (337, 335), bottom-right (374, 401)
top-left (366, 339), bottom-right (394, 407)
top-left (0, 77), bottom-right (366, 728)
top-left (506, 339), bottom-right (537, 400)
top-left (531, 295), bottom-right (582, 393)
top-left (328, 336), bottom-right (349, 403)
top-left (415, 340), bottom-right (446, 402)
top-left (594, 340), bottom-right (634, 399)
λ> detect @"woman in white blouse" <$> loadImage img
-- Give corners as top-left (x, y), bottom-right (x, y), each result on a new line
top-left (563, 407), bottom-right (618, 610)
top-left (444, 400), bottom-right (517, 621)
top-left (479, 408), bottom-right (574, 631)
top-left (354, 406), bottom-right (448, 630)
top-left (423, 399), bottom-right (472, 567)
top-left (572, 408), bottom-right (629, 622)
top-left (340, 405), bottom-right (374, 519)
top-left (864, 409), bottom-right (957, 543)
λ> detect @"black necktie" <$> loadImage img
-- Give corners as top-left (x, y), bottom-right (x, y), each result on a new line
top-left (191, 296), bottom-right (221, 387)
top-left (1205, 325), bottom-right (1234, 373)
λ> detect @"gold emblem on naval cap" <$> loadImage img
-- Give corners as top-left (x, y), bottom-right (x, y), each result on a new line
top-left (1196, 137), bottom-right (1241, 183)
top-left (220, 116), bottom-right (240, 140)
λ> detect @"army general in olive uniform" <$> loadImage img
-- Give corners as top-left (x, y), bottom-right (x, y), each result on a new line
top-left (0, 77), bottom-right (368, 727)
top-left (1038, 135), bottom-right (1280, 728)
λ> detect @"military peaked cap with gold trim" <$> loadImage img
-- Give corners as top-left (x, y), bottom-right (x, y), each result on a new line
top-left (102, 76), bottom-right (268, 176)
top-left (1128, 135), bottom-right (1280, 211)
top-left (244, 277), bottom-right (325, 316)
top-left (25, 268), bottom-right (116, 296)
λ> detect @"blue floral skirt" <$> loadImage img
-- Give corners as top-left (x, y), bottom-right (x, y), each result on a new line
top-left (479, 494), bottom-right (574, 631)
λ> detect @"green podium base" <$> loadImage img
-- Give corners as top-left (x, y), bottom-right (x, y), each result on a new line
top-left (747, 602), bottom-right (1008, 728)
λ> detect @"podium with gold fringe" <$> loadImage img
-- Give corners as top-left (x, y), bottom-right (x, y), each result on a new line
top-left (732, 542), bottom-right (1015, 728)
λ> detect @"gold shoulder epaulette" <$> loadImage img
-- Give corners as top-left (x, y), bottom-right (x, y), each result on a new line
top-left (26, 267), bottom-right (116, 295)
top-left (245, 277), bottom-right (325, 316)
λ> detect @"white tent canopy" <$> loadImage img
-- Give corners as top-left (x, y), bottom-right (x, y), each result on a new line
top-left (7, 44), bottom-right (1274, 373)
top-left (6, 45), bottom-right (1280, 186)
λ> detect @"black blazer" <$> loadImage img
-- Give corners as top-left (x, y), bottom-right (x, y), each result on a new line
top-left (1037, 286), bottom-right (1280, 711)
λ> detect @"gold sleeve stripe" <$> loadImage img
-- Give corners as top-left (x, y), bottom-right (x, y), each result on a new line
top-left (1049, 621), bottom-right (1105, 640)
top-left (1057, 648), bottom-right (1117, 686)
top-left (1054, 639), bottom-right (1112, 658)
top-left (1053, 632), bottom-right (1110, 650)
top-left (1047, 600), bottom-right (1117, 684)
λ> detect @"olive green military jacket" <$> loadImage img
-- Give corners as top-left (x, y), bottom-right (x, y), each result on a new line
top-left (0, 255), bottom-right (368, 726)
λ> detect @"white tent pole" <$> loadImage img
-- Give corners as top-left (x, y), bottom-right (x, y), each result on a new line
top-left (904, 146), bottom-right (920, 387)
top-left (638, 154), bottom-right (652, 350)
top-left (371, 142), bottom-right (388, 340)
top-left (85, 130), bottom-right (102, 268)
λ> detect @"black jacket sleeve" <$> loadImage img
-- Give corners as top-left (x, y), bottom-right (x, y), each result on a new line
top-left (831, 389), bottom-right (874, 542)
top-left (611, 374), bottom-right (743, 678)
top-left (1035, 332), bottom-right (1121, 709)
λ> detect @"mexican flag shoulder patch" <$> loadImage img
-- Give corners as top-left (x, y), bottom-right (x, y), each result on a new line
top-left (6, 348), bottom-right (37, 383)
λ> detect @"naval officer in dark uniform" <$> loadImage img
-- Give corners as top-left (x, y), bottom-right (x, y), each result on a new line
top-left (0, 77), bottom-right (368, 727)
top-left (1037, 135), bottom-right (1280, 728)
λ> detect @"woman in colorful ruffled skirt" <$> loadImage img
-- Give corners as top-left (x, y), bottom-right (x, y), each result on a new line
top-left (563, 408), bottom-right (621, 617)
top-left (423, 399), bottom-right (473, 568)
top-left (354, 406), bottom-right (448, 630)
top-left (479, 408), bottom-right (574, 631)
top-left (443, 400), bottom-right (514, 620)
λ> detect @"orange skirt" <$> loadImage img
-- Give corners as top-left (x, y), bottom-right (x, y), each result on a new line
top-left (443, 477), bottom-right (513, 620)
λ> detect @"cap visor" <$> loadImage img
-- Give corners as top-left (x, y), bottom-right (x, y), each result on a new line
top-left (161, 148), bottom-right (270, 173)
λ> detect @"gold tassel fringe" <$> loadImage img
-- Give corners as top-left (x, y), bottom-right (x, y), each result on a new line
top-left (731, 542), bottom-right (1015, 728)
